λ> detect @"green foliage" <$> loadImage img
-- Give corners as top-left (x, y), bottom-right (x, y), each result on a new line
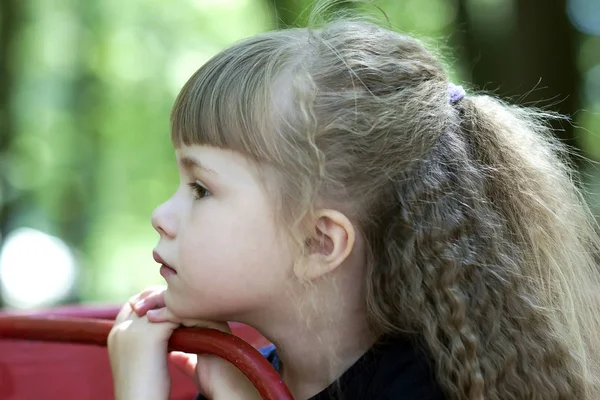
top-left (11, 0), bottom-right (272, 302)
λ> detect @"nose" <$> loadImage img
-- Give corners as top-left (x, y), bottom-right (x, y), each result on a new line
top-left (151, 198), bottom-right (177, 239)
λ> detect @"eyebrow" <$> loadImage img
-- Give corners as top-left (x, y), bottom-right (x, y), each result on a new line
top-left (179, 156), bottom-right (218, 175)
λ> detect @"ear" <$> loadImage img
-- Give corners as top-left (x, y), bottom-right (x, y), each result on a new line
top-left (302, 209), bottom-right (356, 280)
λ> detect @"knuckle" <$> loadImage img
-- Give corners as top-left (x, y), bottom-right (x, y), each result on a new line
top-left (108, 319), bottom-right (149, 345)
top-left (140, 285), bottom-right (166, 297)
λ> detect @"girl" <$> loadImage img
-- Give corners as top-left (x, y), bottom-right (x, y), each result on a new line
top-left (108, 3), bottom-right (600, 400)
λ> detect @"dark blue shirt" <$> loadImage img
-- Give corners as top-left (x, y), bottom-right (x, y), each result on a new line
top-left (196, 335), bottom-right (445, 399)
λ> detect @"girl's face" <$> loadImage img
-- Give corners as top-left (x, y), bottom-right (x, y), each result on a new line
top-left (151, 145), bottom-right (296, 321)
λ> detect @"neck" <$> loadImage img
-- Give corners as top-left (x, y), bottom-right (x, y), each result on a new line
top-left (276, 315), bottom-right (374, 399)
top-left (242, 276), bottom-right (376, 399)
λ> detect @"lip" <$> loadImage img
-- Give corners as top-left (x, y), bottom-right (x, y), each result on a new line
top-left (152, 250), bottom-right (176, 272)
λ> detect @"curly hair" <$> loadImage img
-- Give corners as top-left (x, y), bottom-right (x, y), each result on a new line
top-left (170, 6), bottom-right (600, 399)
top-left (367, 94), bottom-right (600, 399)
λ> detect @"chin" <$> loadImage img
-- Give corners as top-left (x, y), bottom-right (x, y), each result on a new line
top-left (165, 288), bottom-right (251, 321)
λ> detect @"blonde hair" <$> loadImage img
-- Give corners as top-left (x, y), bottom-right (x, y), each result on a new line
top-left (170, 8), bottom-right (600, 400)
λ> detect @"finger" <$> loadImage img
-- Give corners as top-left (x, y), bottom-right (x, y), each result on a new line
top-left (170, 352), bottom-right (206, 397)
top-left (128, 285), bottom-right (166, 304)
top-left (128, 293), bottom-right (141, 305)
top-left (147, 307), bottom-right (181, 323)
top-left (130, 288), bottom-right (167, 316)
top-left (169, 351), bottom-right (198, 379)
top-left (139, 285), bottom-right (166, 299)
top-left (132, 292), bottom-right (167, 316)
top-left (180, 320), bottom-right (232, 333)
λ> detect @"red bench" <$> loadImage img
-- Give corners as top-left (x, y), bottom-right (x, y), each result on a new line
top-left (0, 305), bottom-right (290, 400)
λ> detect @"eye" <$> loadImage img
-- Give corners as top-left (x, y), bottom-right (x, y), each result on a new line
top-left (187, 181), bottom-right (211, 200)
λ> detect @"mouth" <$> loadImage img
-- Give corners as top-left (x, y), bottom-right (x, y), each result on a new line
top-left (153, 250), bottom-right (177, 277)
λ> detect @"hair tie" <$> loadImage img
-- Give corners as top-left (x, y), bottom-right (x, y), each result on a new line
top-left (448, 82), bottom-right (466, 104)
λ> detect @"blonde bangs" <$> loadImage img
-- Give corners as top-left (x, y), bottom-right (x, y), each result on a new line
top-left (170, 35), bottom-right (292, 163)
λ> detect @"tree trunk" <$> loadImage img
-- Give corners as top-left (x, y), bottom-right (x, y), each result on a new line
top-left (455, 0), bottom-right (581, 161)
top-left (0, 0), bottom-right (23, 307)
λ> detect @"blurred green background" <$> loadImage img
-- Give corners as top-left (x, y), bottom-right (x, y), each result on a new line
top-left (1, 0), bottom-right (599, 308)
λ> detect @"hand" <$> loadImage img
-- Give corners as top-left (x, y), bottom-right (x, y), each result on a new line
top-left (130, 286), bottom-right (262, 400)
top-left (108, 287), bottom-right (178, 400)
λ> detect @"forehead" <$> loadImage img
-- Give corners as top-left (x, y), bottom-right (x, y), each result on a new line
top-left (175, 145), bottom-right (265, 180)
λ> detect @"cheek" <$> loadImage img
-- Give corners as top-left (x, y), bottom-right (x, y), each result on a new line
top-left (168, 230), bottom-right (293, 320)
top-left (177, 202), bottom-right (293, 298)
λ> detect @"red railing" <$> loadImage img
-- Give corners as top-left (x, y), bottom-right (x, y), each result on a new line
top-left (0, 306), bottom-right (292, 400)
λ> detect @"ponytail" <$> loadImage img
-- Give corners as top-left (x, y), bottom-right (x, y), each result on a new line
top-left (372, 93), bottom-right (600, 399)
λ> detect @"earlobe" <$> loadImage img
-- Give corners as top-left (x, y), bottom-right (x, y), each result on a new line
top-left (303, 209), bottom-right (356, 280)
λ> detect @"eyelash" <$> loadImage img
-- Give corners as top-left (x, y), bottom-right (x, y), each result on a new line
top-left (187, 182), bottom-right (211, 200)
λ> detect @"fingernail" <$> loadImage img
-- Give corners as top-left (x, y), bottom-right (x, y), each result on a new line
top-left (147, 309), bottom-right (159, 318)
top-left (134, 300), bottom-right (145, 310)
